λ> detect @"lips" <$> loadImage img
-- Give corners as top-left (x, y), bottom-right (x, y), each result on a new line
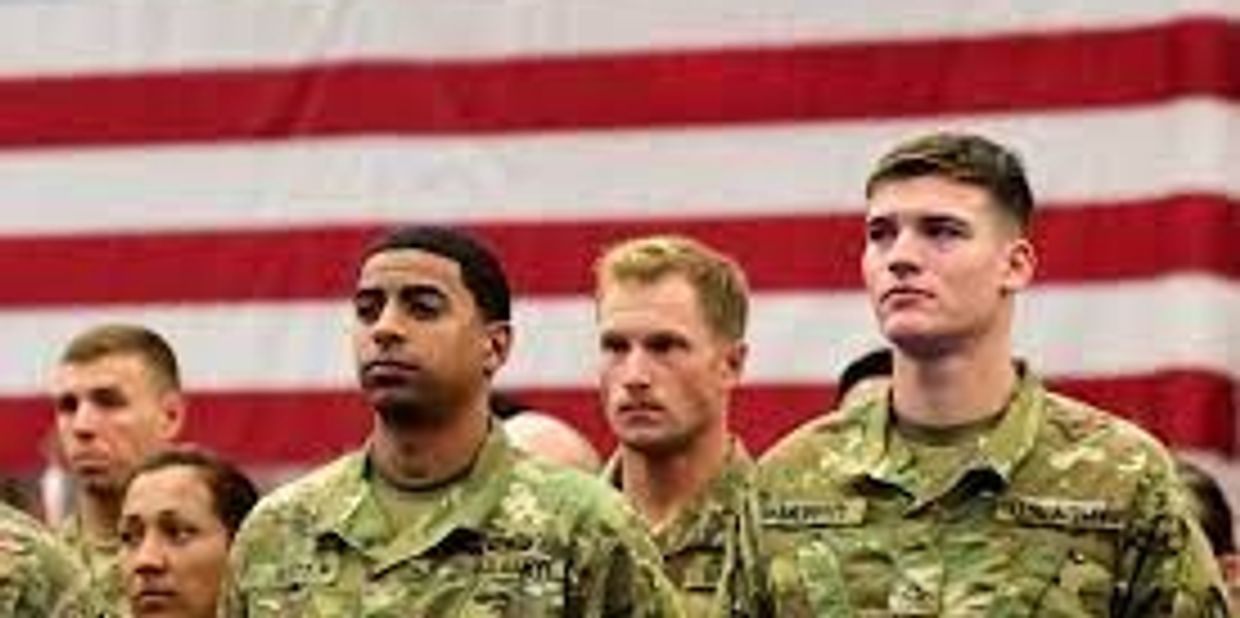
top-left (66, 452), bottom-right (111, 471)
top-left (133, 588), bottom-right (177, 612)
top-left (881, 286), bottom-right (933, 305)
top-left (361, 360), bottom-right (421, 386)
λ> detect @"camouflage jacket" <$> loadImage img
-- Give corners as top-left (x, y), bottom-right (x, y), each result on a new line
top-left (606, 439), bottom-right (773, 617)
top-left (0, 503), bottom-right (88, 616)
top-left (757, 370), bottom-right (1229, 616)
top-left (58, 512), bottom-right (125, 617)
top-left (222, 427), bottom-right (684, 617)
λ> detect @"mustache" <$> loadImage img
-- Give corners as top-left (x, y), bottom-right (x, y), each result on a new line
top-left (616, 398), bottom-right (665, 412)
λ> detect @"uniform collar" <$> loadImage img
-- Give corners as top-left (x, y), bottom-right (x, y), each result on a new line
top-left (314, 424), bottom-right (517, 573)
top-left (604, 437), bottom-right (753, 554)
top-left (852, 366), bottom-right (1045, 499)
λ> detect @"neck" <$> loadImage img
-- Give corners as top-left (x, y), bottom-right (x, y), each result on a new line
top-left (75, 487), bottom-right (122, 544)
top-left (369, 392), bottom-right (491, 489)
top-left (891, 326), bottom-right (1017, 427)
top-left (619, 421), bottom-right (729, 530)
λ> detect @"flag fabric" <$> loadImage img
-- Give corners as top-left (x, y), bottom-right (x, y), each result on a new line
top-left (0, 0), bottom-right (1236, 472)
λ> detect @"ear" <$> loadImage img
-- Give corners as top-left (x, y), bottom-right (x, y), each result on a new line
top-left (720, 340), bottom-right (747, 387)
top-left (1001, 237), bottom-right (1037, 294)
top-left (482, 321), bottom-right (513, 377)
top-left (157, 390), bottom-right (186, 441)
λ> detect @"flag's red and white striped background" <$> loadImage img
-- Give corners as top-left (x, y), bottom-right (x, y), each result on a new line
top-left (0, 1), bottom-right (1236, 473)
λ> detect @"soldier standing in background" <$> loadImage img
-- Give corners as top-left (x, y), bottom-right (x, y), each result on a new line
top-left (595, 235), bottom-right (771, 616)
top-left (51, 324), bottom-right (186, 615)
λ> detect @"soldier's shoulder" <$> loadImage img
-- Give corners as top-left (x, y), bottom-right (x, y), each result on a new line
top-left (505, 456), bottom-right (633, 525)
top-left (1041, 391), bottom-right (1172, 460)
top-left (1021, 391), bottom-right (1177, 498)
top-left (0, 504), bottom-right (70, 563)
top-left (241, 452), bottom-right (361, 533)
top-left (759, 401), bottom-right (869, 468)
top-left (0, 504), bottom-right (82, 606)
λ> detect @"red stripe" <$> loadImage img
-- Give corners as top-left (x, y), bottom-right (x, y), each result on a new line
top-left (1, 370), bottom-right (1232, 470)
top-left (0, 19), bottom-right (1233, 147)
top-left (1, 194), bottom-right (1234, 307)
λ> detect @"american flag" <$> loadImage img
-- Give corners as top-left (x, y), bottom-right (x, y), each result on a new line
top-left (0, 1), bottom-right (1236, 472)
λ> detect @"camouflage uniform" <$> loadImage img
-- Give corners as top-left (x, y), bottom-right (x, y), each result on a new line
top-left (58, 513), bottom-right (125, 617)
top-left (222, 427), bottom-right (684, 617)
top-left (0, 502), bottom-right (88, 616)
top-left (605, 440), bottom-right (772, 617)
top-left (758, 370), bottom-right (1229, 616)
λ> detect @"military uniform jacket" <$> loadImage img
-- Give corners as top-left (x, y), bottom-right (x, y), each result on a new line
top-left (222, 427), bottom-right (684, 617)
top-left (58, 513), bottom-right (125, 617)
top-left (0, 503), bottom-right (86, 616)
top-left (757, 370), bottom-right (1228, 616)
top-left (605, 439), bottom-right (772, 617)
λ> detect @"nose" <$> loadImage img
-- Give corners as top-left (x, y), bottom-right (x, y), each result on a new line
top-left (67, 404), bottom-right (101, 440)
top-left (884, 228), bottom-right (923, 278)
top-left (615, 349), bottom-right (654, 391)
top-left (369, 300), bottom-right (406, 350)
top-left (129, 532), bottom-right (169, 576)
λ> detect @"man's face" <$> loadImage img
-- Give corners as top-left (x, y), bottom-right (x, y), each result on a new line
top-left (862, 175), bottom-right (1034, 357)
top-left (597, 275), bottom-right (743, 456)
top-left (52, 354), bottom-right (181, 496)
top-left (352, 249), bottom-right (509, 429)
top-left (120, 466), bottom-right (231, 618)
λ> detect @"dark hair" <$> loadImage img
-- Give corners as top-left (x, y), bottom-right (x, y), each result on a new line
top-left (1177, 459), bottom-right (1235, 555)
top-left (362, 226), bottom-right (511, 323)
top-left (836, 348), bottom-right (893, 407)
top-left (61, 324), bottom-right (181, 392)
top-left (866, 132), bottom-right (1034, 231)
top-left (130, 447), bottom-right (259, 538)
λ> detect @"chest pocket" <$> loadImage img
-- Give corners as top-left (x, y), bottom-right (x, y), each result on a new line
top-left (463, 549), bottom-right (567, 617)
top-left (991, 496), bottom-right (1122, 616)
top-left (761, 498), bottom-right (868, 616)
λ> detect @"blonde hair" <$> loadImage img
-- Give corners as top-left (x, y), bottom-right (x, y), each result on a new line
top-left (595, 235), bottom-right (748, 341)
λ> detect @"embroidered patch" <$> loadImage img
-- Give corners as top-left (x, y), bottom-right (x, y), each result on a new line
top-left (761, 499), bottom-right (866, 527)
top-left (996, 496), bottom-right (1124, 530)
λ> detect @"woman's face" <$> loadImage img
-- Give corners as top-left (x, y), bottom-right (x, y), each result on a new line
top-left (120, 465), bottom-right (231, 618)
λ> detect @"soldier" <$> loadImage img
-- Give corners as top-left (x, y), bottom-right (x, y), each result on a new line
top-left (595, 235), bottom-right (770, 616)
top-left (50, 324), bottom-right (186, 615)
top-left (758, 132), bottom-right (1229, 615)
top-left (0, 501), bottom-right (88, 615)
top-left (222, 226), bottom-right (682, 617)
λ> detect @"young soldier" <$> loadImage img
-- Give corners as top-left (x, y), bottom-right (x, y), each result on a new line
top-left (596, 235), bottom-right (770, 616)
top-left (51, 324), bottom-right (186, 614)
top-left (759, 133), bottom-right (1228, 615)
top-left (222, 226), bottom-right (682, 617)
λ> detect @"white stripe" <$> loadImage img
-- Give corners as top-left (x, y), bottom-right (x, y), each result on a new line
top-left (0, 0), bottom-right (1234, 77)
top-left (1, 275), bottom-right (1234, 395)
top-left (0, 99), bottom-right (1235, 236)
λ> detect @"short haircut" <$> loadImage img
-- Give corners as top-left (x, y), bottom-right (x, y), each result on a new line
top-left (1177, 459), bottom-right (1236, 555)
top-left (836, 348), bottom-right (893, 407)
top-left (60, 324), bottom-right (181, 392)
top-left (129, 446), bottom-right (259, 538)
top-left (362, 226), bottom-right (511, 323)
top-left (595, 235), bottom-right (749, 341)
top-left (865, 132), bottom-right (1035, 231)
